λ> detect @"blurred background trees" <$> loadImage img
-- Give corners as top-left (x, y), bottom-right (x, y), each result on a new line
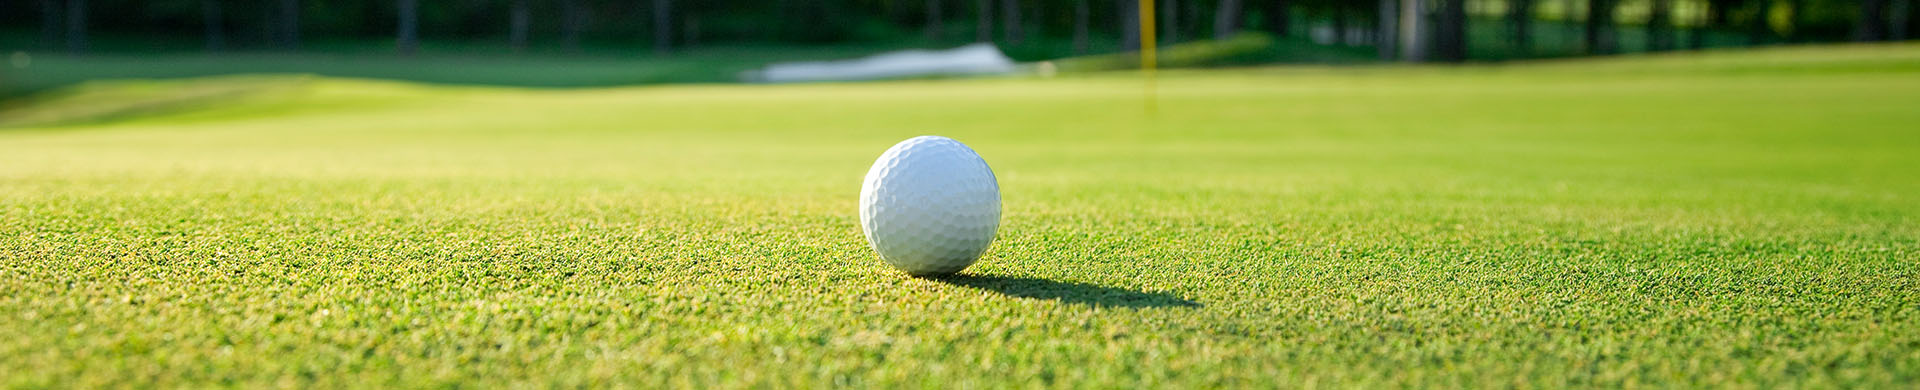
top-left (1, 0), bottom-right (1913, 62)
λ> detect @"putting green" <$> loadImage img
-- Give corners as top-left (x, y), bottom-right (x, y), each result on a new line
top-left (3, 43), bottom-right (1918, 387)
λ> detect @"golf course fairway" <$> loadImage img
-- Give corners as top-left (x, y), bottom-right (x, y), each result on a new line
top-left (2, 43), bottom-right (1918, 388)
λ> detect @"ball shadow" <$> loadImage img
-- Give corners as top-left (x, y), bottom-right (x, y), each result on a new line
top-left (926, 274), bottom-right (1202, 308)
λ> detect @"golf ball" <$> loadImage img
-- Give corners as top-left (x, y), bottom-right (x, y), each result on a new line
top-left (859, 136), bottom-right (1002, 276)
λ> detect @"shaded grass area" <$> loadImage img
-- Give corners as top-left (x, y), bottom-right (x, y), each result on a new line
top-left (0, 44), bottom-right (905, 96)
top-left (1, 43), bottom-right (1918, 387)
top-left (929, 275), bottom-right (1202, 308)
top-left (0, 75), bottom-right (313, 128)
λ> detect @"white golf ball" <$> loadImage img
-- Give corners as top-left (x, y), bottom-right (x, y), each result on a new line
top-left (859, 136), bottom-right (1002, 276)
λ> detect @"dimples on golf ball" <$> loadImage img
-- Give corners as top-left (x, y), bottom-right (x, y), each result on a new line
top-left (859, 136), bottom-right (1001, 276)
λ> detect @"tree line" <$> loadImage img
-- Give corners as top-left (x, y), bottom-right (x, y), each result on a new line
top-left (7, 0), bottom-right (1915, 61)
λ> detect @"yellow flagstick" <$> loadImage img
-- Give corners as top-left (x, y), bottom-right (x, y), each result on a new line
top-left (1139, 0), bottom-right (1157, 115)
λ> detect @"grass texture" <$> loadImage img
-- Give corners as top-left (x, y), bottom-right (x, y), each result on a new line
top-left (2, 43), bottom-right (1918, 388)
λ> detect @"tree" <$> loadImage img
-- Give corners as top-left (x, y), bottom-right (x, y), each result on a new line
top-left (1859, 0), bottom-right (1889, 41)
top-left (40, 0), bottom-right (60, 49)
top-left (654, 0), bottom-right (672, 54)
top-left (277, 0), bottom-right (299, 50)
top-left (1265, 0), bottom-right (1290, 37)
top-left (1176, 0), bottom-right (1193, 39)
top-left (66, 0), bottom-right (85, 54)
top-left (203, 0), bottom-right (224, 51)
top-left (683, 10), bottom-right (700, 47)
top-left (1434, 0), bottom-right (1466, 61)
top-left (977, 0), bottom-right (992, 42)
top-left (561, 0), bottom-right (583, 52)
top-left (1747, 0), bottom-right (1771, 44)
top-left (1895, 0), bottom-right (1912, 40)
top-left (926, 0), bottom-right (944, 40)
top-left (1708, 0), bottom-right (1738, 26)
top-left (1585, 0), bottom-right (1615, 54)
top-left (1003, 0), bottom-right (1023, 44)
top-left (1073, 0), bottom-right (1089, 53)
top-left (397, 0), bottom-right (419, 56)
top-left (1787, 0), bottom-right (1805, 41)
top-left (1333, 1), bottom-right (1349, 45)
top-left (1161, 0), bottom-right (1177, 43)
top-left (1695, 0), bottom-right (1736, 49)
top-left (1509, 0), bottom-right (1533, 55)
top-left (509, 0), bottom-right (529, 53)
top-left (1214, 0), bottom-right (1242, 39)
top-left (1121, 0), bottom-right (1139, 50)
top-left (1398, 0), bottom-right (1430, 62)
top-left (1563, 0), bottom-right (1579, 41)
top-left (1648, 0), bottom-right (1673, 51)
top-left (1378, 0), bottom-right (1396, 60)
top-left (774, 0), bottom-right (790, 39)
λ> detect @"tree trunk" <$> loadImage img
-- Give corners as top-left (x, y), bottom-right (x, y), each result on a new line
top-left (1399, 0), bottom-right (1428, 61)
top-left (509, 0), bottom-right (529, 53)
top-left (261, 5), bottom-right (272, 48)
top-left (977, 0), bottom-right (992, 42)
top-left (561, 0), bottom-right (583, 52)
top-left (1894, 0), bottom-right (1912, 40)
top-left (1747, 1), bottom-right (1770, 45)
top-left (1333, 2), bottom-right (1348, 45)
top-left (65, 0), bottom-right (86, 54)
top-left (684, 16), bottom-right (700, 47)
top-left (1161, 0), bottom-right (1177, 43)
top-left (926, 0), bottom-right (944, 41)
top-left (1707, 0), bottom-right (1735, 25)
top-left (1267, 0), bottom-right (1289, 36)
top-left (1073, 0), bottom-right (1089, 53)
top-left (1859, 0), bottom-right (1889, 41)
top-left (1585, 0), bottom-right (1613, 54)
top-left (1003, 0), bottom-right (1023, 44)
top-left (1434, 0), bottom-right (1465, 61)
top-left (1117, 0), bottom-right (1137, 50)
top-left (1367, 7), bottom-right (1380, 47)
top-left (40, 0), bottom-right (60, 49)
top-left (653, 0), bottom-right (672, 54)
top-left (278, 0), bottom-right (299, 50)
top-left (203, 0), bottom-right (225, 51)
top-left (1509, 0), bottom-right (1532, 55)
top-left (1214, 0), bottom-right (1242, 39)
top-left (1648, 0), bottom-right (1672, 51)
top-left (1378, 0), bottom-right (1397, 60)
top-left (1185, 0), bottom-right (1201, 38)
top-left (772, 0), bottom-right (792, 41)
top-left (397, 0), bottom-right (419, 56)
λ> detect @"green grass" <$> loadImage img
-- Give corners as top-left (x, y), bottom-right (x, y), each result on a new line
top-left (3, 43), bottom-right (1919, 388)
top-left (0, 45), bottom-right (890, 93)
